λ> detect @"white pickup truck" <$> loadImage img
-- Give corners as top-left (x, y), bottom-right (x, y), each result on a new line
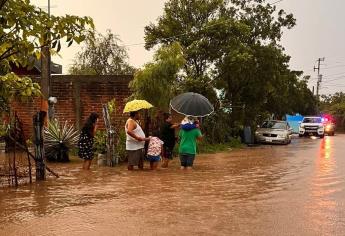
top-left (299, 116), bottom-right (325, 138)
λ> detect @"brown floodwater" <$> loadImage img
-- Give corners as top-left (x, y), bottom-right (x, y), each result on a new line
top-left (1, 135), bottom-right (345, 235)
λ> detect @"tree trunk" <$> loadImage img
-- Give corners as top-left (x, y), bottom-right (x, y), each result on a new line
top-left (33, 111), bottom-right (46, 181)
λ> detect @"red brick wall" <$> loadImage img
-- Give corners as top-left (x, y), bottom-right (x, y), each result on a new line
top-left (11, 75), bottom-right (132, 138)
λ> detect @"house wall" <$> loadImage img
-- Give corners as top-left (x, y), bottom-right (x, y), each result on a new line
top-left (11, 75), bottom-right (132, 138)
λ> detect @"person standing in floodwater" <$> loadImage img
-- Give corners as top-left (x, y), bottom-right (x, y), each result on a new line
top-left (160, 113), bottom-right (179, 168)
top-left (178, 117), bottom-right (203, 170)
top-left (125, 110), bottom-right (150, 170)
top-left (78, 112), bottom-right (99, 170)
top-left (147, 130), bottom-right (164, 170)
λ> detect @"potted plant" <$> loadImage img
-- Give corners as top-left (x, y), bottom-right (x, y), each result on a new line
top-left (44, 120), bottom-right (79, 162)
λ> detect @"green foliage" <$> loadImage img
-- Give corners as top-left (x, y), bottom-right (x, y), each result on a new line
top-left (116, 129), bottom-right (127, 162)
top-left (0, 122), bottom-right (9, 137)
top-left (144, 0), bottom-right (316, 130)
top-left (201, 109), bottom-right (236, 143)
top-left (320, 92), bottom-right (345, 130)
top-left (94, 130), bottom-right (107, 154)
top-left (44, 120), bottom-right (79, 162)
top-left (107, 99), bottom-right (117, 115)
top-left (0, 72), bottom-right (41, 109)
top-left (197, 138), bottom-right (243, 154)
top-left (0, 0), bottom-right (93, 135)
top-left (129, 42), bottom-right (185, 109)
top-left (69, 30), bottom-right (134, 75)
top-left (0, 0), bottom-right (94, 72)
top-left (93, 129), bottom-right (127, 161)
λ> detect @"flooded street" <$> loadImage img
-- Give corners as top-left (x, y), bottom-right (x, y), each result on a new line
top-left (1, 135), bottom-right (345, 235)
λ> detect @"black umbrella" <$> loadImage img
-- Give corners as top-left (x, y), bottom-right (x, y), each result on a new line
top-left (170, 92), bottom-right (214, 117)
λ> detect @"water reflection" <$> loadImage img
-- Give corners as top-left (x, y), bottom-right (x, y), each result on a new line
top-left (307, 136), bottom-right (338, 231)
top-left (1, 136), bottom-right (345, 235)
top-left (320, 136), bottom-right (332, 159)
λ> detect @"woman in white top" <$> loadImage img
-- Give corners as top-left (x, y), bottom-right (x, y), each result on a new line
top-left (125, 110), bottom-right (150, 170)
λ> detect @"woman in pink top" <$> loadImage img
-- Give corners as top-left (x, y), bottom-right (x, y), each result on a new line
top-left (147, 130), bottom-right (164, 170)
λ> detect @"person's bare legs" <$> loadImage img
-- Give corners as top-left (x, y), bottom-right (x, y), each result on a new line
top-left (161, 158), bottom-right (169, 168)
top-left (128, 165), bottom-right (134, 171)
top-left (83, 160), bottom-right (92, 170)
top-left (138, 156), bottom-right (144, 170)
top-left (87, 160), bottom-right (92, 170)
top-left (151, 162), bottom-right (159, 170)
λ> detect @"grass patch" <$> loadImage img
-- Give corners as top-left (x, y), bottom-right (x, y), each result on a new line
top-left (197, 137), bottom-right (243, 154)
top-left (173, 137), bottom-right (243, 155)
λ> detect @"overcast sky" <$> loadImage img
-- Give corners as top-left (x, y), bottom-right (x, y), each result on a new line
top-left (32, 0), bottom-right (345, 95)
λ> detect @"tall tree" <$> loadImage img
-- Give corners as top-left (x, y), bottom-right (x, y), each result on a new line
top-left (69, 30), bottom-right (135, 75)
top-left (144, 0), bottom-right (228, 100)
top-left (144, 0), bottom-right (315, 128)
top-left (320, 92), bottom-right (345, 129)
top-left (130, 42), bottom-right (185, 109)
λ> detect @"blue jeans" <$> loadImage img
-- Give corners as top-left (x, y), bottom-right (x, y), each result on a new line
top-left (179, 153), bottom-right (195, 167)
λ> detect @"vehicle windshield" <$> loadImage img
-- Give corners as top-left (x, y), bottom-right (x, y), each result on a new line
top-left (303, 117), bottom-right (322, 123)
top-left (261, 121), bottom-right (287, 129)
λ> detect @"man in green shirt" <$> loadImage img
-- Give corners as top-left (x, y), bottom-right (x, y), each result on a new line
top-left (178, 121), bottom-right (203, 169)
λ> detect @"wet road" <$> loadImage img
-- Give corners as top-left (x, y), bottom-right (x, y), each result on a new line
top-left (1, 135), bottom-right (345, 235)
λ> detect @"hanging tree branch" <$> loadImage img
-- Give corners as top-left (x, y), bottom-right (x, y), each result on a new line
top-left (0, 0), bottom-right (8, 11)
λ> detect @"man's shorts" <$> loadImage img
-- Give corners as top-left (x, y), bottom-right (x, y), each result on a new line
top-left (179, 153), bottom-right (195, 167)
top-left (127, 149), bottom-right (144, 166)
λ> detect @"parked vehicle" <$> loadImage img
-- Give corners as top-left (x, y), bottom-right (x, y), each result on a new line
top-left (298, 116), bottom-right (324, 138)
top-left (255, 120), bottom-right (292, 145)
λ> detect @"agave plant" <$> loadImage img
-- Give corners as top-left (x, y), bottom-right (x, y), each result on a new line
top-left (44, 120), bottom-right (79, 162)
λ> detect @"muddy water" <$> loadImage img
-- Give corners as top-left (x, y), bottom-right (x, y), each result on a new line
top-left (1, 135), bottom-right (345, 235)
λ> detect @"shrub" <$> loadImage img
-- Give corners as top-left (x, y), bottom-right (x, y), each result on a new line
top-left (94, 130), bottom-right (107, 154)
top-left (202, 110), bottom-right (234, 144)
top-left (116, 129), bottom-right (127, 162)
top-left (93, 129), bottom-right (127, 162)
top-left (44, 120), bottom-right (79, 162)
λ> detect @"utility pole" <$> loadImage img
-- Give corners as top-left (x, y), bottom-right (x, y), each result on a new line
top-left (314, 57), bottom-right (325, 99)
top-left (314, 57), bottom-right (325, 113)
top-left (36, 0), bottom-right (51, 180)
top-left (41, 0), bottom-right (51, 99)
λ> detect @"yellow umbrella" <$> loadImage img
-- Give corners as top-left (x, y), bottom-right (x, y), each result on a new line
top-left (123, 99), bottom-right (153, 113)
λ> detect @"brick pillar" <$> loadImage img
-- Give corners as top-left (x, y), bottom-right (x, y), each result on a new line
top-left (73, 81), bottom-right (81, 130)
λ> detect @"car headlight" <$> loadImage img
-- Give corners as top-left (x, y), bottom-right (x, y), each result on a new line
top-left (255, 131), bottom-right (261, 135)
top-left (278, 134), bottom-right (286, 138)
top-left (318, 125), bottom-right (324, 129)
top-left (300, 125), bottom-right (305, 128)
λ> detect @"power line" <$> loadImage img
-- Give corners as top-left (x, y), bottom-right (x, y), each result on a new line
top-left (322, 64), bottom-right (345, 70)
top-left (323, 76), bottom-right (345, 83)
top-left (321, 84), bottom-right (345, 88)
top-left (323, 71), bottom-right (345, 77)
top-left (314, 57), bottom-right (325, 100)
